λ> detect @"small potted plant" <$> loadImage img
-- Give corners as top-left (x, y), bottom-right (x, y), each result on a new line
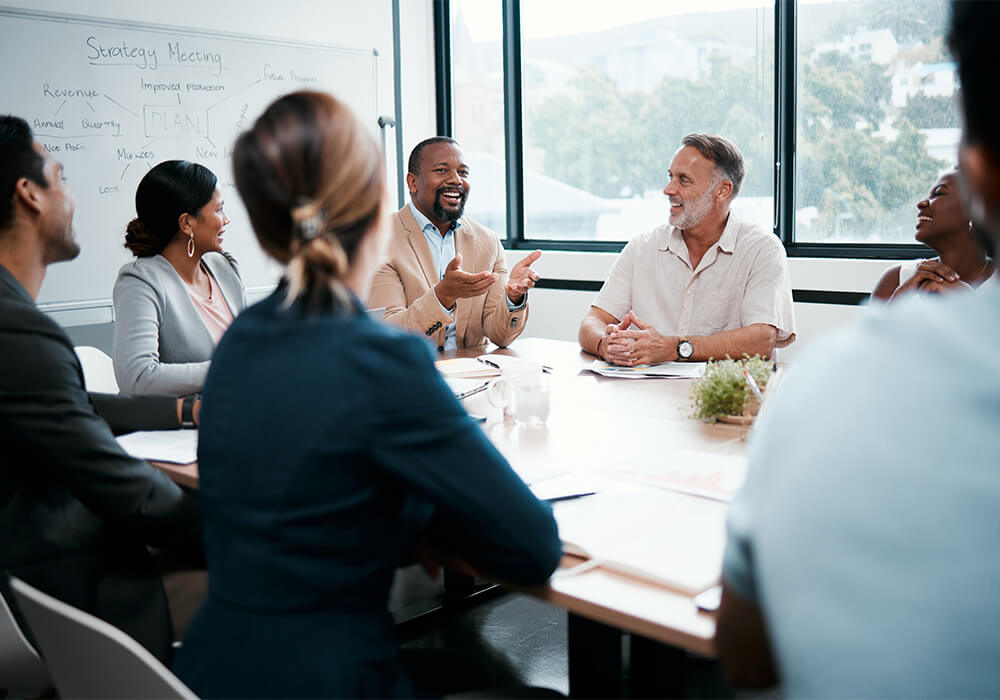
top-left (690, 355), bottom-right (773, 424)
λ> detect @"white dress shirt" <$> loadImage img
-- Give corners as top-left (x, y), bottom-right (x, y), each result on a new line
top-left (592, 214), bottom-right (795, 345)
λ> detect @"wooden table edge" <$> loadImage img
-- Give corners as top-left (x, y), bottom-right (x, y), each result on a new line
top-left (151, 460), bottom-right (199, 490)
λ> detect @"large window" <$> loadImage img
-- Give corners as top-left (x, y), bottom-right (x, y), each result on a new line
top-left (518, 2), bottom-right (773, 242)
top-left (795, 0), bottom-right (958, 244)
top-left (444, 0), bottom-right (959, 253)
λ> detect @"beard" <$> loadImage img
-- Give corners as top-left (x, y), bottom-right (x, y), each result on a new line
top-left (669, 179), bottom-right (719, 230)
top-left (432, 187), bottom-right (467, 222)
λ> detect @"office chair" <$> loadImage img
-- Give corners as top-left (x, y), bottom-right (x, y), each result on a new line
top-left (9, 577), bottom-right (197, 700)
top-left (74, 345), bottom-right (120, 394)
top-left (0, 587), bottom-right (50, 696)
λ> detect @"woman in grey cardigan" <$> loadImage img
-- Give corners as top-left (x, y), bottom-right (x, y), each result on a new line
top-left (114, 161), bottom-right (246, 395)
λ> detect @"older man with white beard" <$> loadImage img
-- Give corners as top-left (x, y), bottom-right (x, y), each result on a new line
top-left (579, 133), bottom-right (795, 365)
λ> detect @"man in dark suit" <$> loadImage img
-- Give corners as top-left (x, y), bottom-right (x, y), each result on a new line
top-left (0, 115), bottom-right (201, 663)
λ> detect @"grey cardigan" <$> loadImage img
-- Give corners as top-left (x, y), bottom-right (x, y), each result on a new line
top-left (113, 252), bottom-right (246, 395)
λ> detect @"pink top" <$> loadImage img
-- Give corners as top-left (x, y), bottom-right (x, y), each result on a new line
top-left (186, 266), bottom-right (234, 345)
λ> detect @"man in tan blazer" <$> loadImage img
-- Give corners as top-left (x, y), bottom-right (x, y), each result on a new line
top-left (370, 137), bottom-right (541, 350)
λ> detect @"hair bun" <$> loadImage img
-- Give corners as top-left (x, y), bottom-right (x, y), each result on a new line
top-left (124, 217), bottom-right (160, 257)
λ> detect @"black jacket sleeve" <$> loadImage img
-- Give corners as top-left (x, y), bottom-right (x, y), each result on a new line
top-left (90, 392), bottom-right (181, 435)
top-left (0, 302), bottom-right (200, 549)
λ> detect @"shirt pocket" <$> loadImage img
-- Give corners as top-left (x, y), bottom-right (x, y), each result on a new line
top-left (702, 289), bottom-right (739, 333)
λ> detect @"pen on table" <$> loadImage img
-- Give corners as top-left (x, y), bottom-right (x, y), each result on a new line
top-left (477, 356), bottom-right (553, 374)
top-left (742, 369), bottom-right (764, 403)
top-left (544, 491), bottom-right (597, 504)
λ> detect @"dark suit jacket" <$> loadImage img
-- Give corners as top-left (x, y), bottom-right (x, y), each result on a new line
top-left (173, 286), bottom-right (560, 698)
top-left (0, 264), bottom-right (201, 662)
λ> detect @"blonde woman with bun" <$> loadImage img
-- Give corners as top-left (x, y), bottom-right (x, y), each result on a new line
top-left (113, 160), bottom-right (246, 396)
top-left (171, 91), bottom-right (561, 698)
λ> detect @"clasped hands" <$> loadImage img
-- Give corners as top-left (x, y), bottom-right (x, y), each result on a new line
top-left (598, 311), bottom-right (676, 366)
top-left (891, 260), bottom-right (973, 300)
top-left (434, 250), bottom-right (542, 309)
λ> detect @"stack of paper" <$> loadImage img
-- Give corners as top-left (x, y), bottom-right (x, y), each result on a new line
top-left (553, 484), bottom-right (728, 594)
top-left (585, 359), bottom-right (706, 379)
top-left (434, 358), bottom-right (500, 379)
top-left (443, 376), bottom-right (491, 400)
top-left (116, 429), bottom-right (198, 464)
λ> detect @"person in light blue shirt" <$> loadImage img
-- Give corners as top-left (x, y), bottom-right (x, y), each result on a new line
top-left (715, 2), bottom-right (1000, 696)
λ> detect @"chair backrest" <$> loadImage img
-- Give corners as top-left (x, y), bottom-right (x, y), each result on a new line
top-left (9, 577), bottom-right (197, 700)
top-left (0, 587), bottom-right (50, 694)
top-left (74, 345), bottom-right (120, 394)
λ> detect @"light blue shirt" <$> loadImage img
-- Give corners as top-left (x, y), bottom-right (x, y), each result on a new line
top-left (723, 285), bottom-right (1000, 697)
top-left (408, 202), bottom-right (525, 351)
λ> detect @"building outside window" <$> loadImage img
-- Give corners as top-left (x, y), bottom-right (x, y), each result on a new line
top-left (796, 0), bottom-right (958, 244)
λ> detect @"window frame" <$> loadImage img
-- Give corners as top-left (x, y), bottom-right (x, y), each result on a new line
top-left (435, 0), bottom-right (936, 260)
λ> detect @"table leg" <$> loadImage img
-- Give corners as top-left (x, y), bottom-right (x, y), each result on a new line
top-left (628, 633), bottom-right (686, 698)
top-left (568, 613), bottom-right (623, 698)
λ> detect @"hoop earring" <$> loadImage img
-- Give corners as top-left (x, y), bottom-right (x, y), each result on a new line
top-left (969, 220), bottom-right (974, 233)
top-left (187, 233), bottom-right (195, 258)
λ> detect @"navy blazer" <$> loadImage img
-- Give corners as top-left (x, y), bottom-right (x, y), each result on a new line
top-left (173, 285), bottom-right (561, 698)
top-left (0, 264), bottom-right (202, 663)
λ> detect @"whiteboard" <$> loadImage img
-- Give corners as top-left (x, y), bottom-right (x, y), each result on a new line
top-left (0, 6), bottom-right (380, 307)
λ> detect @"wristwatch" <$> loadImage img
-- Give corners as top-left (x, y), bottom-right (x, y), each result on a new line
top-left (181, 394), bottom-right (198, 428)
top-left (676, 337), bottom-right (694, 361)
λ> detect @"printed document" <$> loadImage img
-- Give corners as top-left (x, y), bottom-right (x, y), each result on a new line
top-left (117, 429), bottom-right (198, 464)
top-left (585, 359), bottom-right (706, 379)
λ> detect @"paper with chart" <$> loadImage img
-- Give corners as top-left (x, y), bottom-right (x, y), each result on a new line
top-left (585, 359), bottom-right (706, 379)
top-left (609, 449), bottom-right (748, 502)
top-left (553, 485), bottom-right (728, 594)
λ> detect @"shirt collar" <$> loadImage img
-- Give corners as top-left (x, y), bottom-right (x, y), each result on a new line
top-left (716, 213), bottom-right (739, 253)
top-left (408, 201), bottom-right (462, 236)
top-left (659, 213), bottom-right (740, 255)
top-left (0, 263), bottom-right (33, 304)
top-left (659, 224), bottom-right (684, 253)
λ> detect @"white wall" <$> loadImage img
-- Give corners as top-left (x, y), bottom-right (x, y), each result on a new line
top-left (397, 0), bottom-right (437, 193)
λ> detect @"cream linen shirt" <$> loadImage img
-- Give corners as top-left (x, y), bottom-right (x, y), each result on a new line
top-left (592, 214), bottom-right (796, 346)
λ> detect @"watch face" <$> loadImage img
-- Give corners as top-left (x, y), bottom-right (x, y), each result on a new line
top-left (678, 340), bottom-right (694, 359)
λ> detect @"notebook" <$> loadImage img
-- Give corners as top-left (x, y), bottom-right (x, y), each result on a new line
top-left (434, 357), bottom-right (501, 379)
top-left (552, 484), bottom-right (728, 594)
top-left (443, 376), bottom-right (491, 400)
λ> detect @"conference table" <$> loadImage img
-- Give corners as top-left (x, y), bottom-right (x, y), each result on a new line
top-left (153, 337), bottom-right (748, 697)
top-left (442, 338), bottom-right (746, 697)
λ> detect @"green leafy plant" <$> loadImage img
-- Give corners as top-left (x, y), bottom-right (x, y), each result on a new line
top-left (690, 355), bottom-right (773, 423)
